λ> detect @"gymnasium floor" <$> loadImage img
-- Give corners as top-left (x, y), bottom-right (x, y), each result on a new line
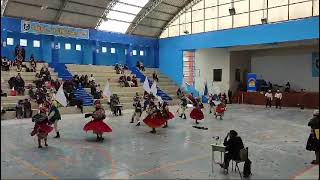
top-left (1, 104), bottom-right (318, 179)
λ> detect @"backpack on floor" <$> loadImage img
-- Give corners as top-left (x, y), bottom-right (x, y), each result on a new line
top-left (243, 159), bottom-right (252, 177)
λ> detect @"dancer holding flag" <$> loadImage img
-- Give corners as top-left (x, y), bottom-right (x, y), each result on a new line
top-left (51, 82), bottom-right (66, 138)
top-left (83, 100), bottom-right (112, 142)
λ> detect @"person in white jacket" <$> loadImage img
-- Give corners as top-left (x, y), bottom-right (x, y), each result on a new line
top-left (265, 90), bottom-right (273, 108)
top-left (274, 90), bottom-right (283, 109)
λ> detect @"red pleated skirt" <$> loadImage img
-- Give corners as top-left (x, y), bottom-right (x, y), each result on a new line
top-left (143, 114), bottom-right (166, 128)
top-left (190, 109), bottom-right (204, 120)
top-left (83, 119), bottom-right (112, 133)
top-left (163, 112), bottom-right (174, 121)
top-left (31, 123), bottom-right (53, 136)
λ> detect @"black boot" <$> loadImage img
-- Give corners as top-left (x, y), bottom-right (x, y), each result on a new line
top-left (130, 118), bottom-right (134, 123)
top-left (196, 120), bottom-right (199, 124)
top-left (54, 132), bottom-right (60, 138)
top-left (179, 114), bottom-right (182, 118)
top-left (150, 128), bottom-right (156, 134)
top-left (183, 114), bottom-right (186, 119)
top-left (136, 122), bottom-right (140, 126)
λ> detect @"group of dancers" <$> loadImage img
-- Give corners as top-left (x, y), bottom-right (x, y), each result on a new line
top-left (30, 91), bottom-right (227, 147)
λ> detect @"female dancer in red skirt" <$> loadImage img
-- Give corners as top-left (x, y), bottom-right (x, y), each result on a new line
top-left (31, 107), bottom-right (53, 148)
top-left (161, 101), bottom-right (174, 128)
top-left (83, 100), bottom-right (112, 142)
top-left (190, 97), bottom-right (204, 124)
top-left (143, 101), bottom-right (166, 133)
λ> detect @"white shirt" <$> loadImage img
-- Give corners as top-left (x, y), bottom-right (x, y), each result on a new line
top-left (89, 76), bottom-right (95, 82)
top-left (274, 92), bottom-right (282, 99)
top-left (265, 92), bottom-right (273, 100)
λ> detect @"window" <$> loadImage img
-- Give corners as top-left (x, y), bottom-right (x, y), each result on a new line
top-left (102, 47), bottom-right (107, 53)
top-left (20, 39), bottom-right (27, 47)
top-left (6, 38), bottom-right (14, 45)
top-left (132, 50), bottom-right (137, 56)
top-left (111, 48), bottom-right (116, 54)
top-left (140, 50), bottom-right (144, 56)
top-left (213, 69), bottom-right (222, 82)
top-left (76, 44), bottom-right (81, 51)
top-left (125, 49), bottom-right (128, 55)
top-left (65, 43), bottom-right (71, 50)
top-left (235, 69), bottom-right (241, 82)
top-left (33, 40), bottom-right (40, 48)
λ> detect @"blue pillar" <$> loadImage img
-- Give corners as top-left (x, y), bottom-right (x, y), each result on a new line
top-left (42, 35), bottom-right (53, 63)
top-left (82, 40), bottom-right (94, 65)
top-left (126, 44), bottom-right (133, 67)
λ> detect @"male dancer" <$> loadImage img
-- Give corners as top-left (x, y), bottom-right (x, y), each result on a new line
top-left (48, 101), bottom-right (61, 138)
top-left (274, 90), bottom-right (282, 109)
top-left (178, 94), bottom-right (188, 119)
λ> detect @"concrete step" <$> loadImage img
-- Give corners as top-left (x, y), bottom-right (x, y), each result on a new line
top-left (1, 101), bottom-right (39, 109)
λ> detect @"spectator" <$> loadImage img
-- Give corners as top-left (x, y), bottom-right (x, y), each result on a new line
top-left (285, 82), bottom-right (291, 92)
top-left (228, 89), bottom-right (233, 104)
top-left (67, 91), bottom-right (84, 113)
top-left (14, 73), bottom-right (25, 95)
top-left (119, 75), bottom-right (126, 87)
top-left (28, 84), bottom-right (36, 99)
top-left (23, 99), bottom-right (32, 118)
top-left (306, 110), bottom-right (319, 164)
top-left (177, 88), bottom-right (182, 98)
top-left (1, 57), bottom-right (10, 71)
top-left (152, 71), bottom-right (159, 82)
top-left (126, 76), bottom-right (133, 87)
top-left (132, 75), bottom-right (138, 87)
top-left (8, 76), bottom-right (16, 89)
top-left (29, 54), bottom-right (37, 72)
top-left (88, 74), bottom-right (95, 84)
top-left (1, 89), bottom-right (7, 97)
top-left (268, 81), bottom-right (273, 90)
top-left (54, 79), bottom-right (61, 91)
top-left (123, 64), bottom-right (129, 70)
top-left (220, 130), bottom-right (252, 177)
top-left (16, 100), bottom-right (24, 119)
top-left (40, 66), bottom-right (51, 82)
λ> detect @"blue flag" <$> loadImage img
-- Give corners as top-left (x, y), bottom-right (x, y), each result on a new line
top-left (204, 81), bottom-right (208, 96)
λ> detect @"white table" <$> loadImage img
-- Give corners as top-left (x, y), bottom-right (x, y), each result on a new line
top-left (211, 144), bottom-right (226, 173)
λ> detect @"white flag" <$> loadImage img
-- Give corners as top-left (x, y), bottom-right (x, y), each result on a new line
top-left (55, 83), bottom-right (67, 107)
top-left (151, 81), bottom-right (157, 96)
top-left (143, 77), bottom-right (151, 93)
top-left (181, 78), bottom-right (187, 91)
top-left (103, 80), bottom-right (112, 102)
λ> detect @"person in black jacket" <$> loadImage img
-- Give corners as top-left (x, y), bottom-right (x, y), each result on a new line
top-left (220, 130), bottom-right (251, 174)
top-left (23, 99), bottom-right (32, 118)
top-left (306, 110), bottom-right (319, 164)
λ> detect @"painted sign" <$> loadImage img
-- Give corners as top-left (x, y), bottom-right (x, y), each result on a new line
top-left (21, 20), bottom-right (89, 39)
top-left (312, 52), bottom-right (319, 77)
top-left (247, 73), bottom-right (257, 92)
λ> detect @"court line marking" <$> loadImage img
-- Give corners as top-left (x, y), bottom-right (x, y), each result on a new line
top-left (6, 152), bottom-right (57, 180)
top-left (289, 164), bottom-right (319, 180)
top-left (126, 154), bottom-right (209, 178)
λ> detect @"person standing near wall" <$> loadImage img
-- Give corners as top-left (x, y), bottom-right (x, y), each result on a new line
top-left (265, 90), bottom-right (273, 108)
top-left (306, 110), bottom-right (319, 164)
top-left (274, 90), bottom-right (282, 109)
top-left (228, 90), bottom-right (233, 104)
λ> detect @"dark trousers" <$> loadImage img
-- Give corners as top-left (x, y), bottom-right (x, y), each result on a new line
top-left (113, 107), bottom-right (122, 116)
top-left (266, 98), bottom-right (272, 107)
top-left (224, 153), bottom-right (251, 169)
top-left (275, 99), bottom-right (281, 109)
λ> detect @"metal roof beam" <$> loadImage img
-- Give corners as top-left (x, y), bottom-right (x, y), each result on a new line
top-left (127, 0), bottom-right (164, 34)
top-left (117, 1), bottom-right (175, 15)
top-left (1, 0), bottom-right (9, 16)
top-left (95, 0), bottom-right (118, 29)
top-left (53, 0), bottom-right (69, 23)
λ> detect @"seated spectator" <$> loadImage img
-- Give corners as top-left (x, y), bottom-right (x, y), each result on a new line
top-left (220, 130), bottom-right (252, 177)
top-left (1, 57), bottom-right (10, 71)
top-left (40, 66), bottom-right (51, 82)
top-left (80, 75), bottom-right (85, 87)
top-left (126, 76), bottom-right (133, 87)
top-left (115, 64), bottom-right (121, 74)
top-left (63, 80), bottom-right (75, 93)
top-left (29, 54), bottom-right (37, 72)
top-left (73, 75), bottom-right (81, 88)
top-left (119, 75), bottom-right (126, 87)
top-left (14, 73), bottom-right (25, 95)
top-left (67, 91), bottom-right (83, 113)
top-left (36, 87), bottom-right (46, 105)
top-left (16, 100), bottom-right (24, 119)
top-left (88, 74), bottom-right (95, 84)
top-left (1, 89), bottom-right (7, 97)
top-left (152, 71), bottom-right (159, 82)
top-left (23, 99), bottom-right (32, 118)
top-left (54, 79), bottom-right (61, 91)
top-left (139, 62), bottom-right (145, 71)
top-left (123, 64), bottom-right (129, 70)
top-left (28, 84), bottom-right (36, 99)
top-left (285, 82), bottom-right (291, 92)
top-left (132, 75), bottom-right (138, 87)
top-left (136, 61), bottom-right (141, 69)
top-left (8, 76), bottom-right (16, 89)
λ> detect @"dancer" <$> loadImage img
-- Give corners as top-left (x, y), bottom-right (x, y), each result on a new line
top-left (306, 110), bottom-right (319, 164)
top-left (190, 97), bottom-right (204, 124)
top-left (83, 100), bottom-right (112, 142)
top-left (274, 90), bottom-right (282, 109)
top-left (161, 101), bottom-right (174, 128)
top-left (31, 107), bottom-right (53, 148)
top-left (215, 103), bottom-right (226, 120)
top-left (178, 94), bottom-right (188, 119)
top-left (131, 92), bottom-right (142, 125)
top-left (265, 90), bottom-right (273, 108)
top-left (208, 94), bottom-right (216, 114)
top-left (48, 101), bottom-right (61, 138)
top-left (143, 101), bottom-right (166, 133)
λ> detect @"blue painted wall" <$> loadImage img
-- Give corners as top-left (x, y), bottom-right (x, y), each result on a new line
top-left (159, 17), bottom-right (319, 86)
top-left (1, 17), bottom-right (159, 67)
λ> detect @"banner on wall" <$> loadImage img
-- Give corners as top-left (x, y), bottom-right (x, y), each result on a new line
top-left (247, 73), bottom-right (257, 92)
top-left (21, 20), bottom-right (89, 39)
top-left (312, 52), bottom-right (319, 77)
